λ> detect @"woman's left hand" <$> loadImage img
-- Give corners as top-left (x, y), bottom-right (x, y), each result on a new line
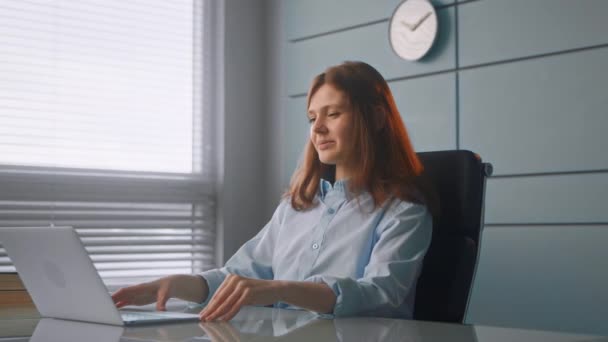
top-left (199, 274), bottom-right (283, 322)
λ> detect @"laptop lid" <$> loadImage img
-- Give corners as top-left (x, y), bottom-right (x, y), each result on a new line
top-left (0, 226), bottom-right (125, 325)
top-left (1, 226), bottom-right (200, 326)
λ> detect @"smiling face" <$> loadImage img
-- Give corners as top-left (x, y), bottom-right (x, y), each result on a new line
top-left (307, 83), bottom-right (356, 180)
top-left (289, 61), bottom-right (425, 211)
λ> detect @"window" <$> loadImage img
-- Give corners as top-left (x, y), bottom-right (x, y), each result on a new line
top-left (0, 0), bottom-right (221, 288)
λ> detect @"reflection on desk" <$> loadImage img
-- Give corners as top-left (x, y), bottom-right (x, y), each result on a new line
top-left (0, 306), bottom-right (603, 342)
top-left (31, 318), bottom-right (123, 342)
top-left (122, 306), bottom-right (319, 341)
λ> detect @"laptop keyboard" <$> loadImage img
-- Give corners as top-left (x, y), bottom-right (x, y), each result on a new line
top-left (121, 311), bottom-right (167, 321)
top-left (121, 310), bottom-right (199, 323)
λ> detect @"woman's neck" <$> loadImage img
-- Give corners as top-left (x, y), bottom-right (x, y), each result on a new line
top-left (335, 165), bottom-right (353, 182)
top-left (335, 168), bottom-right (350, 182)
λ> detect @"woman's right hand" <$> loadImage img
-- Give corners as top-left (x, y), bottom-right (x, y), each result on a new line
top-left (111, 275), bottom-right (176, 311)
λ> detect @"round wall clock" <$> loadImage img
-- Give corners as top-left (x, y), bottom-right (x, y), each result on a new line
top-left (389, 0), bottom-right (438, 61)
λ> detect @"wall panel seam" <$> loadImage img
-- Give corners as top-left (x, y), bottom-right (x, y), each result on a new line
top-left (455, 2), bottom-right (460, 150)
top-left (491, 169), bottom-right (608, 179)
top-left (485, 223), bottom-right (608, 227)
top-left (289, 18), bottom-right (388, 43)
top-left (455, 0), bottom-right (481, 5)
top-left (287, 69), bottom-right (458, 98)
top-left (288, 5), bottom-right (457, 43)
top-left (459, 43), bottom-right (608, 72)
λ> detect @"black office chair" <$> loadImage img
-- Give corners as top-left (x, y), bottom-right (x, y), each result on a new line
top-left (413, 150), bottom-right (493, 323)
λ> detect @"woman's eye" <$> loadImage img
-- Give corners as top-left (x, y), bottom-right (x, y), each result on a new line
top-left (328, 112), bottom-right (340, 117)
top-left (308, 117), bottom-right (316, 123)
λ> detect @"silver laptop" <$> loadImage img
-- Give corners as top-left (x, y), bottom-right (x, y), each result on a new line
top-left (0, 226), bottom-right (200, 326)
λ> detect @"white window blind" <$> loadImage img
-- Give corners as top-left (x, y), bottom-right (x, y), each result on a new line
top-left (0, 0), bottom-right (220, 287)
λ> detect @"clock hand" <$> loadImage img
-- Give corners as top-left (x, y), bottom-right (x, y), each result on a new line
top-left (400, 11), bottom-right (432, 32)
top-left (400, 20), bottom-right (415, 31)
top-left (411, 11), bottom-right (432, 31)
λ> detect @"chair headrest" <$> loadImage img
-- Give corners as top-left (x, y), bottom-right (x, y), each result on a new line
top-left (417, 150), bottom-right (489, 240)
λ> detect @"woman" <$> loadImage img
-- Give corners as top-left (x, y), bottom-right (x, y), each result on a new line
top-left (112, 61), bottom-right (433, 322)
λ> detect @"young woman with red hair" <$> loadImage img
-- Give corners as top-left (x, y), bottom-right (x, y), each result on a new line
top-left (112, 61), bottom-right (433, 321)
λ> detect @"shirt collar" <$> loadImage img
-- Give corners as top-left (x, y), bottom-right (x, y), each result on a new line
top-left (319, 178), bottom-right (349, 200)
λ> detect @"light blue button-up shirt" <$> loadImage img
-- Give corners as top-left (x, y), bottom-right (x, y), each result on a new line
top-left (200, 179), bottom-right (432, 318)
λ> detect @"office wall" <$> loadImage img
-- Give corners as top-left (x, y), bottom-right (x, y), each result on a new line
top-left (270, 0), bottom-right (608, 336)
top-left (221, 0), bottom-right (272, 263)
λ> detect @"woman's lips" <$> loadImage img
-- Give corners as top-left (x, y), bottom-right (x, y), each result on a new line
top-left (318, 141), bottom-right (335, 150)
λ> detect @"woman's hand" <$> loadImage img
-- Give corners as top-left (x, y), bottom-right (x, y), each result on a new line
top-left (112, 274), bottom-right (208, 311)
top-left (112, 276), bottom-right (174, 311)
top-left (199, 274), bottom-right (283, 322)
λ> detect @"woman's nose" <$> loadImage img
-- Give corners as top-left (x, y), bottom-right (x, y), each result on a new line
top-left (312, 118), bottom-right (327, 133)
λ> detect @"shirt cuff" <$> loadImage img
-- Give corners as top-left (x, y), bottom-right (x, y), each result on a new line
top-left (198, 268), bottom-right (228, 306)
top-left (307, 275), bottom-right (349, 317)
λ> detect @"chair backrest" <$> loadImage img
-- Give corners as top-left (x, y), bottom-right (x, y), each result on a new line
top-left (413, 150), bottom-right (493, 323)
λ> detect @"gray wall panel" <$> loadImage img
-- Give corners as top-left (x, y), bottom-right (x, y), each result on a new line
top-left (267, 0), bottom-right (288, 207)
top-left (391, 73), bottom-right (456, 152)
top-left (222, 0), bottom-right (272, 263)
top-left (460, 0), bottom-right (608, 67)
top-left (286, 7), bottom-right (456, 95)
top-left (467, 225), bottom-right (608, 336)
top-left (281, 97), bottom-right (308, 186)
top-left (485, 173), bottom-right (608, 224)
top-left (285, 0), bottom-right (453, 41)
top-left (460, 47), bottom-right (608, 176)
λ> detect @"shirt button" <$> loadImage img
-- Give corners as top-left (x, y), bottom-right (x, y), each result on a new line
top-left (327, 208), bottom-right (335, 215)
top-left (312, 243), bottom-right (319, 250)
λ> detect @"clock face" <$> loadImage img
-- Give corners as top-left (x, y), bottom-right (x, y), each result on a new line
top-left (389, 0), bottom-right (438, 61)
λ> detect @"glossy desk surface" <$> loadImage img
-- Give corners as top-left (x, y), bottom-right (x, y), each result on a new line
top-left (0, 305), bottom-right (604, 342)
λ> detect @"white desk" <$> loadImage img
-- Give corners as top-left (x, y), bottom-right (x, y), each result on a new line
top-left (0, 305), bottom-right (603, 342)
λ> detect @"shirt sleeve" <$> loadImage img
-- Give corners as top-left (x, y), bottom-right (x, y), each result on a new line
top-left (198, 201), bottom-right (286, 305)
top-left (307, 202), bottom-right (432, 317)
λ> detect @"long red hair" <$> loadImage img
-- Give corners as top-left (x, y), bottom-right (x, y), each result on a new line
top-left (287, 61), bottom-right (429, 211)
